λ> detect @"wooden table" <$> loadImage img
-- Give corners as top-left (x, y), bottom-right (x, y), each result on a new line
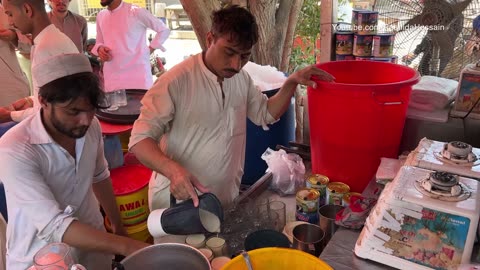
top-left (165, 4), bottom-right (190, 30)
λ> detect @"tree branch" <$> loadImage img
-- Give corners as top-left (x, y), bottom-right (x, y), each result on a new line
top-left (179, 0), bottom-right (221, 51)
top-left (249, 0), bottom-right (276, 66)
top-left (272, 0), bottom-right (292, 69)
top-left (280, 0), bottom-right (303, 72)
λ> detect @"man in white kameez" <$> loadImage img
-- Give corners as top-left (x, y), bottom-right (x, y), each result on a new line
top-left (129, 6), bottom-right (334, 212)
top-left (0, 53), bottom-right (149, 270)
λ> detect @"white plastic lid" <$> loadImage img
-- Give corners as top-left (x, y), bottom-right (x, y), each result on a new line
top-left (147, 208), bottom-right (168, 237)
top-left (206, 237), bottom-right (225, 248)
top-left (186, 234), bottom-right (206, 246)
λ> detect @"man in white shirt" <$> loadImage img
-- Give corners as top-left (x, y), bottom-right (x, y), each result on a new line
top-left (0, 53), bottom-right (149, 270)
top-left (0, 0), bottom-right (78, 123)
top-left (47, 0), bottom-right (88, 52)
top-left (129, 6), bottom-right (334, 210)
top-left (92, 0), bottom-right (170, 92)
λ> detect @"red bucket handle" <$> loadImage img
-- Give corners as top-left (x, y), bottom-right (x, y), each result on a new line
top-left (372, 90), bottom-right (404, 106)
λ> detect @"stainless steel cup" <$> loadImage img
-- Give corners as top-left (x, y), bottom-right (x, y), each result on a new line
top-left (318, 204), bottom-right (344, 247)
top-left (292, 223), bottom-right (325, 256)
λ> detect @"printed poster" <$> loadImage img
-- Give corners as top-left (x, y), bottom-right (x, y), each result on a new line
top-left (379, 207), bottom-right (470, 270)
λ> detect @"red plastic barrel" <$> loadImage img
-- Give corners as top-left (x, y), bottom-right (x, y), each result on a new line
top-left (307, 61), bottom-right (419, 192)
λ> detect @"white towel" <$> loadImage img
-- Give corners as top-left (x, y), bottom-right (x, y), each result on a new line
top-left (243, 61), bottom-right (287, 92)
top-left (409, 76), bottom-right (458, 111)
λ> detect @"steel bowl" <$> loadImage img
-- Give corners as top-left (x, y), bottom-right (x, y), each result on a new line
top-left (115, 243), bottom-right (211, 270)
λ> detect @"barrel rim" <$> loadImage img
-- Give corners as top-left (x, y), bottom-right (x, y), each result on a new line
top-left (110, 164), bottom-right (152, 196)
top-left (119, 243), bottom-right (211, 268)
top-left (224, 247), bottom-right (333, 269)
top-left (313, 61), bottom-right (420, 89)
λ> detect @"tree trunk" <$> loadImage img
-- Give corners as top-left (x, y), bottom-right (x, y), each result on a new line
top-left (249, 0), bottom-right (303, 71)
top-left (180, 0), bottom-right (303, 72)
top-left (179, 0), bottom-right (220, 51)
top-left (248, 0), bottom-right (276, 66)
top-left (179, 0), bottom-right (307, 142)
top-left (280, 0), bottom-right (303, 72)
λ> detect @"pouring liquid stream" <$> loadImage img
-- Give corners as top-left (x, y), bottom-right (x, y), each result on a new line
top-left (199, 208), bottom-right (221, 233)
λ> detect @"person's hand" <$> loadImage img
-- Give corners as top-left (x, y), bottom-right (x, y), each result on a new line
top-left (0, 108), bottom-right (12, 123)
top-left (98, 45), bottom-right (113, 62)
top-left (287, 65), bottom-right (335, 88)
top-left (402, 53), bottom-right (416, 65)
top-left (466, 36), bottom-right (480, 56)
top-left (10, 97), bottom-right (33, 111)
top-left (167, 161), bottom-right (209, 207)
top-left (0, 28), bottom-right (16, 42)
top-left (123, 239), bottom-right (151, 256)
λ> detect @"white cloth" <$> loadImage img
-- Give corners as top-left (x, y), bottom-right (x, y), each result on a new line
top-left (0, 4), bottom-right (30, 107)
top-left (92, 1), bottom-right (170, 92)
top-left (129, 53), bottom-right (277, 208)
top-left (243, 61), bottom-right (287, 92)
top-left (10, 24), bottom-right (79, 122)
top-left (0, 113), bottom-right (111, 270)
top-left (409, 75), bottom-right (458, 111)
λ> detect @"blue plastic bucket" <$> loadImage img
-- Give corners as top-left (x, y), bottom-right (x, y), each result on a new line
top-left (242, 89), bottom-right (295, 185)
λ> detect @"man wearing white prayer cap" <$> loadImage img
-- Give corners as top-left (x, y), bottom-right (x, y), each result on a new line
top-left (0, 53), bottom-right (149, 270)
top-left (0, 0), bottom-right (78, 123)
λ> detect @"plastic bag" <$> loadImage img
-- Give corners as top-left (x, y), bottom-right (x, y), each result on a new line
top-left (335, 195), bottom-right (377, 229)
top-left (261, 148), bottom-right (305, 196)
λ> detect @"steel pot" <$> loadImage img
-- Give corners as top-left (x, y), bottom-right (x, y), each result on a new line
top-left (114, 243), bottom-right (211, 270)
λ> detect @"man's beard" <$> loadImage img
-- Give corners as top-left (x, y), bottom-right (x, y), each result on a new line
top-left (51, 107), bottom-right (89, 139)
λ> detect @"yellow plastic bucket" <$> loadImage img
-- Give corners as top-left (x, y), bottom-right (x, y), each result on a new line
top-left (110, 164), bottom-right (152, 226)
top-left (105, 218), bottom-right (153, 244)
top-left (222, 248), bottom-right (332, 270)
top-left (118, 130), bottom-right (131, 153)
top-left (125, 221), bottom-right (153, 243)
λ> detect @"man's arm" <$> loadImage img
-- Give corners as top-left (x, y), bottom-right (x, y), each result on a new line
top-left (0, 108), bottom-right (12, 123)
top-left (130, 138), bottom-right (208, 207)
top-left (129, 84), bottom-right (207, 207)
top-left (80, 16), bottom-right (88, 53)
top-left (0, 28), bottom-right (18, 47)
top-left (90, 119), bottom-right (125, 235)
top-left (267, 65), bottom-right (334, 119)
top-left (59, 119), bottom-right (149, 255)
top-left (92, 178), bottom-right (127, 236)
top-left (8, 97), bottom-right (36, 123)
top-left (137, 8), bottom-right (170, 52)
top-left (1, 95), bottom-right (35, 122)
top-left (91, 14), bottom-right (105, 56)
top-left (0, 140), bottom-right (149, 257)
top-left (62, 219), bottom-right (149, 256)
